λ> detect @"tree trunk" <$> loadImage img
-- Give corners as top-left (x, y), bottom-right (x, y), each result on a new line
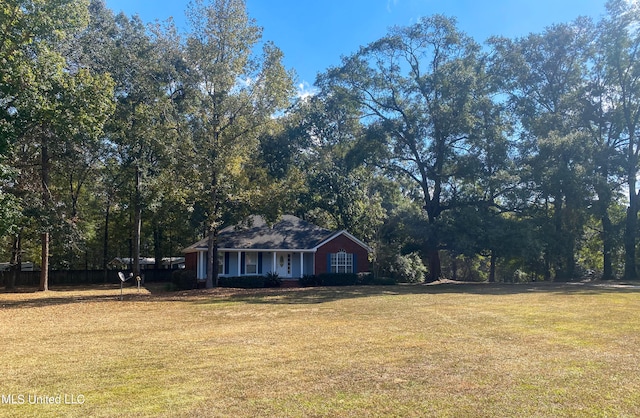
top-left (206, 229), bottom-right (220, 288)
top-left (544, 250), bottom-right (552, 281)
top-left (103, 196), bottom-right (110, 282)
top-left (602, 212), bottom-right (614, 280)
top-left (451, 255), bottom-right (458, 281)
top-left (426, 244), bottom-right (441, 282)
top-left (424, 193), bottom-right (442, 282)
top-left (39, 232), bottom-right (49, 291)
top-left (206, 160), bottom-right (220, 288)
top-left (624, 199), bottom-right (638, 280)
top-left (39, 140), bottom-right (50, 291)
top-left (624, 138), bottom-right (639, 279)
top-left (489, 250), bottom-right (497, 283)
top-left (7, 234), bottom-right (21, 291)
top-left (594, 174), bottom-right (614, 280)
top-left (133, 165), bottom-right (142, 279)
top-left (553, 199), bottom-right (568, 281)
top-left (153, 224), bottom-right (163, 270)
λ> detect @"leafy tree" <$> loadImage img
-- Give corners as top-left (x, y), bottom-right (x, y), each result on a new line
top-left (374, 200), bottom-right (428, 281)
top-left (2, 0), bottom-right (114, 290)
top-left (286, 95), bottom-right (386, 242)
top-left (491, 20), bottom-right (594, 280)
top-left (320, 15), bottom-right (502, 281)
top-left (598, 0), bottom-right (640, 279)
top-left (182, 0), bottom-right (295, 288)
top-left (581, 18), bottom-right (627, 279)
top-left (69, 1), bottom-right (186, 278)
top-left (1, 0), bottom-right (90, 283)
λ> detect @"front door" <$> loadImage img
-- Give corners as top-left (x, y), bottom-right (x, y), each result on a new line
top-left (275, 252), bottom-right (292, 278)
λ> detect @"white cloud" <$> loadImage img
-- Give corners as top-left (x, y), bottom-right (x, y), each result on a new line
top-left (387, 0), bottom-right (399, 13)
top-left (297, 81), bottom-right (318, 100)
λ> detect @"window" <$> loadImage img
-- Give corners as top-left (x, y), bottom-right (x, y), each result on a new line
top-left (331, 250), bottom-right (353, 273)
top-left (218, 252), bottom-right (225, 275)
top-left (245, 252), bottom-right (258, 274)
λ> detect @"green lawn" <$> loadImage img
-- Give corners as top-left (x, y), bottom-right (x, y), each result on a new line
top-left (1, 282), bottom-right (640, 417)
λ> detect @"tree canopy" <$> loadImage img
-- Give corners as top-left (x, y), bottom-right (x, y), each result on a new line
top-left (2, 0), bottom-right (640, 288)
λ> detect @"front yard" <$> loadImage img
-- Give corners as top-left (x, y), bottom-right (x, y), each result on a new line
top-left (1, 282), bottom-right (639, 417)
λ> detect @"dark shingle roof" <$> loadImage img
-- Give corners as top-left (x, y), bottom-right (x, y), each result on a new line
top-left (184, 215), bottom-right (335, 252)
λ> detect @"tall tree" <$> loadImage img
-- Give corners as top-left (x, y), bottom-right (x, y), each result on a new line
top-left (583, 17), bottom-right (627, 279)
top-left (70, 2), bottom-right (184, 279)
top-left (491, 20), bottom-right (593, 280)
top-left (183, 0), bottom-right (295, 288)
top-left (283, 94), bottom-right (386, 241)
top-left (1, 0), bottom-right (85, 276)
top-left (319, 15), bottom-right (496, 281)
top-left (2, 0), bottom-right (114, 290)
top-left (598, 0), bottom-right (640, 279)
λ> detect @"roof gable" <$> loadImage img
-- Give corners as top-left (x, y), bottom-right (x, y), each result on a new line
top-left (314, 230), bottom-right (373, 253)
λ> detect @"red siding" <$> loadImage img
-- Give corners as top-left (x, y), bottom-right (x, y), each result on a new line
top-left (314, 233), bottom-right (370, 275)
top-left (185, 252), bottom-right (198, 272)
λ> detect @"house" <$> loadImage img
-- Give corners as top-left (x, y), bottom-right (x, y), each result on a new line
top-left (0, 262), bottom-right (35, 272)
top-left (183, 215), bottom-right (372, 281)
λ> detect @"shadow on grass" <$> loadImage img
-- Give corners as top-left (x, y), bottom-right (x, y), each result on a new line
top-left (3, 281), bottom-right (640, 309)
top-left (0, 284), bottom-right (153, 309)
top-left (191, 280), bottom-right (640, 306)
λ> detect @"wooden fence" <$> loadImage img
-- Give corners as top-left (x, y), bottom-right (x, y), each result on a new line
top-left (0, 269), bottom-right (177, 287)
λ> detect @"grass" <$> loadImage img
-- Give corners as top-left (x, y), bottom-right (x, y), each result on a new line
top-left (1, 281), bottom-right (640, 417)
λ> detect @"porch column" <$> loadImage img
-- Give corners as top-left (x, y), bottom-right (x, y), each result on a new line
top-left (198, 251), bottom-right (205, 280)
top-left (238, 251), bottom-right (242, 276)
top-left (273, 252), bottom-right (277, 274)
top-left (300, 253), bottom-right (304, 278)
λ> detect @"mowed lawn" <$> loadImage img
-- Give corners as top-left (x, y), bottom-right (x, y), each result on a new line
top-left (1, 282), bottom-right (640, 417)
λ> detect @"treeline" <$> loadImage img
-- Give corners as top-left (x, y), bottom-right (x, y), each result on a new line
top-left (1, 0), bottom-right (639, 289)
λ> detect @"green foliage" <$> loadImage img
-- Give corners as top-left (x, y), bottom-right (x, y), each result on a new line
top-left (318, 15), bottom-right (502, 281)
top-left (264, 272), bottom-right (282, 288)
top-left (218, 276), bottom-right (268, 289)
top-left (171, 270), bottom-right (197, 291)
top-left (2, 0), bottom-right (640, 287)
top-left (299, 274), bottom-right (322, 287)
top-left (0, 164), bottom-right (21, 236)
top-left (182, 0), bottom-right (296, 288)
top-left (377, 252), bottom-right (427, 284)
top-left (318, 273), bottom-right (359, 287)
top-left (511, 269), bottom-right (532, 284)
top-left (441, 254), bottom-right (489, 282)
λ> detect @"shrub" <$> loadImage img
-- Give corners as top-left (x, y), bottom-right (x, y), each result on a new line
top-left (511, 269), bottom-right (530, 284)
top-left (171, 270), bottom-right (197, 290)
top-left (356, 272), bottom-right (374, 285)
top-left (218, 276), bottom-right (265, 289)
top-left (299, 274), bottom-right (321, 287)
top-left (376, 251), bottom-right (426, 283)
top-left (318, 273), bottom-right (359, 286)
top-left (164, 282), bottom-right (178, 292)
top-left (264, 272), bottom-right (281, 288)
top-left (393, 252), bottom-right (427, 283)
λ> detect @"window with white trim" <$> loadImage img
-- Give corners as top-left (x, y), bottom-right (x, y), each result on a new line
top-left (245, 252), bottom-right (258, 274)
top-left (331, 250), bottom-right (353, 273)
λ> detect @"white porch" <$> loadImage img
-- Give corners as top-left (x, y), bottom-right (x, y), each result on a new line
top-left (196, 250), bottom-right (315, 280)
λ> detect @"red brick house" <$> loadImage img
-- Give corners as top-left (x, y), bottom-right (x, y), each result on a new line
top-left (183, 215), bottom-right (372, 280)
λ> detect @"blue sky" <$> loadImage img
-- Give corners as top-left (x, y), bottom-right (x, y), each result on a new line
top-left (105, 0), bottom-right (607, 96)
